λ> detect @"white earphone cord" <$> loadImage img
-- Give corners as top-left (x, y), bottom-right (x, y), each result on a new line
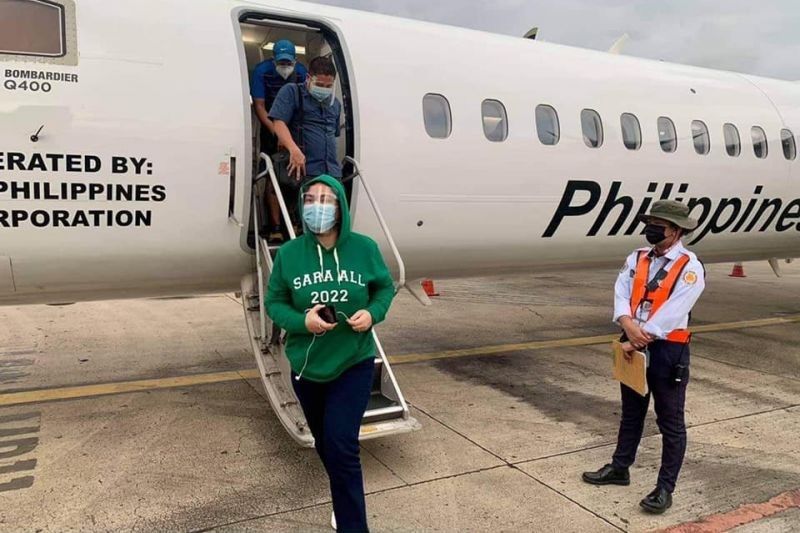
top-left (295, 332), bottom-right (319, 381)
top-left (294, 310), bottom-right (354, 382)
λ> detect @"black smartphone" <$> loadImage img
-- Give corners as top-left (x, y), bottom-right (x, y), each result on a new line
top-left (318, 304), bottom-right (337, 324)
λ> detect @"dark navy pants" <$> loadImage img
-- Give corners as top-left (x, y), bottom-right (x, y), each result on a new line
top-left (611, 340), bottom-right (690, 493)
top-left (292, 357), bottom-right (374, 533)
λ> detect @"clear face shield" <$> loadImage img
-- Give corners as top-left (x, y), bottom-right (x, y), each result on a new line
top-left (302, 191), bottom-right (339, 234)
top-left (302, 192), bottom-right (338, 206)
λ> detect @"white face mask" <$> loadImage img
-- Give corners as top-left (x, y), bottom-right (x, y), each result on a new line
top-left (276, 63), bottom-right (295, 80)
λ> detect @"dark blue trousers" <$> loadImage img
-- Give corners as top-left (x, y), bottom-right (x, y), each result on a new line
top-left (611, 341), bottom-right (690, 493)
top-left (292, 357), bottom-right (374, 533)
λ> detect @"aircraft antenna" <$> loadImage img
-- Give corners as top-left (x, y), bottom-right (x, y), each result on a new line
top-left (523, 27), bottom-right (538, 40)
top-left (30, 125), bottom-right (44, 143)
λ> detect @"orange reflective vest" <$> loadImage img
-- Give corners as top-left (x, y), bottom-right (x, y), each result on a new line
top-left (629, 251), bottom-right (692, 344)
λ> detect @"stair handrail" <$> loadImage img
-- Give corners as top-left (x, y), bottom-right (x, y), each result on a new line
top-left (342, 156), bottom-right (406, 290)
top-left (257, 153), bottom-right (298, 241)
top-left (252, 194), bottom-right (268, 343)
top-left (371, 330), bottom-right (411, 418)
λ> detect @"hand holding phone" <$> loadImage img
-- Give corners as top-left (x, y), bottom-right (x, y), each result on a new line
top-left (318, 304), bottom-right (337, 324)
top-left (305, 305), bottom-right (337, 334)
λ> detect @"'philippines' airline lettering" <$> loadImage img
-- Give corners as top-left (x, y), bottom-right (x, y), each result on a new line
top-left (543, 180), bottom-right (800, 244)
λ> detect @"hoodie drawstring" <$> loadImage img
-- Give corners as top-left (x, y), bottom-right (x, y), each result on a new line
top-left (317, 243), bottom-right (342, 285)
top-left (333, 248), bottom-right (341, 286)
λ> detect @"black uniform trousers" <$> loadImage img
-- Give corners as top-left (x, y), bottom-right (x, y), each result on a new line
top-left (611, 340), bottom-right (690, 493)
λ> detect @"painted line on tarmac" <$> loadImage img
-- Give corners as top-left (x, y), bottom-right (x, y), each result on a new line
top-left (387, 314), bottom-right (800, 364)
top-left (660, 488), bottom-right (800, 533)
top-left (0, 370), bottom-right (260, 407)
top-left (1, 314), bottom-right (798, 407)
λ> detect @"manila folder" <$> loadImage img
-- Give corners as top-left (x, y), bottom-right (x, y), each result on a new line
top-left (612, 340), bottom-right (648, 396)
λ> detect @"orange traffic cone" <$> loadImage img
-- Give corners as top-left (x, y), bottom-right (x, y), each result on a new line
top-left (421, 279), bottom-right (439, 297)
top-left (729, 263), bottom-right (746, 278)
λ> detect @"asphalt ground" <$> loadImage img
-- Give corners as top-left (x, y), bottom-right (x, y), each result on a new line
top-left (1, 260), bottom-right (799, 532)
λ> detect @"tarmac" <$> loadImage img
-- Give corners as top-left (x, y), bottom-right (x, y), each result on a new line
top-left (1, 260), bottom-right (799, 532)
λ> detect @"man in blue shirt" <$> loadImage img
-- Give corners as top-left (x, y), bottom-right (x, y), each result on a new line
top-left (269, 55), bottom-right (343, 185)
top-left (250, 39), bottom-right (307, 242)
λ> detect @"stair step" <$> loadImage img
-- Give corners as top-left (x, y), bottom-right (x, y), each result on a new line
top-left (364, 392), bottom-right (402, 424)
top-left (363, 403), bottom-right (404, 424)
top-left (367, 392), bottom-right (394, 409)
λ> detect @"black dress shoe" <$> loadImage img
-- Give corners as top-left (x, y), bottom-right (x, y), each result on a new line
top-left (581, 464), bottom-right (630, 486)
top-left (640, 486), bottom-right (672, 514)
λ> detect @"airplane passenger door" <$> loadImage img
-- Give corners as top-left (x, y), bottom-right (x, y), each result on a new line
top-left (236, 11), bottom-right (356, 230)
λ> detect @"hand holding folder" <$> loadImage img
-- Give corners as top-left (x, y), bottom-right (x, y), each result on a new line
top-left (612, 340), bottom-right (648, 396)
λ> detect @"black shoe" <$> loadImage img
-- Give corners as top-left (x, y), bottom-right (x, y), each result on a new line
top-left (581, 464), bottom-right (630, 486)
top-left (640, 486), bottom-right (672, 514)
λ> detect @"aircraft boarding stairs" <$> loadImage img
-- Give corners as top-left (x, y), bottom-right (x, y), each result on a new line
top-left (240, 154), bottom-right (420, 446)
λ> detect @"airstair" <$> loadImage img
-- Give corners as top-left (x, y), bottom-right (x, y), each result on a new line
top-left (240, 154), bottom-right (420, 446)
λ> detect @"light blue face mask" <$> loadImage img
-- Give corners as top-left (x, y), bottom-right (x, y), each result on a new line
top-left (309, 84), bottom-right (334, 103)
top-left (303, 203), bottom-right (337, 234)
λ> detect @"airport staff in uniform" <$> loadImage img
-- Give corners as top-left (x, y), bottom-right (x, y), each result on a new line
top-left (582, 200), bottom-right (706, 514)
top-left (250, 39), bottom-right (308, 243)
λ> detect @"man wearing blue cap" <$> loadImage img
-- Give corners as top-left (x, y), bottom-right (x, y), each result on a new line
top-left (250, 39), bottom-right (308, 243)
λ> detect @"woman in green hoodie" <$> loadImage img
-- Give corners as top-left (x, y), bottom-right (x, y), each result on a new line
top-left (265, 175), bottom-right (395, 532)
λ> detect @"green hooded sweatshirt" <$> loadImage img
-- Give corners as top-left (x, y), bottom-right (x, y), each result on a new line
top-left (265, 175), bottom-right (396, 383)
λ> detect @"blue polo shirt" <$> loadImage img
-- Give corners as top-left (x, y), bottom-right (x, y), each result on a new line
top-left (269, 83), bottom-right (342, 178)
top-left (250, 59), bottom-right (308, 107)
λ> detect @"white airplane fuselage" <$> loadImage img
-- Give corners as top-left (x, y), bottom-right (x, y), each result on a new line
top-left (1, 0), bottom-right (799, 305)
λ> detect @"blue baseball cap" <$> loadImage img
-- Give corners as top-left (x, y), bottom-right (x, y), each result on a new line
top-left (273, 39), bottom-right (297, 62)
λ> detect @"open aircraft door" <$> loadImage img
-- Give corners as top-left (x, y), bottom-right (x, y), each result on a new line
top-left (233, 9), bottom-right (420, 446)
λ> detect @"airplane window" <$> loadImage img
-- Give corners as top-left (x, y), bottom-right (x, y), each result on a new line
top-left (482, 99), bottom-right (508, 142)
top-left (581, 109), bottom-right (603, 148)
top-left (658, 117), bottom-right (677, 153)
top-left (751, 126), bottom-right (768, 159)
top-left (535, 105), bottom-right (560, 145)
top-left (724, 123), bottom-right (741, 157)
top-left (422, 94), bottom-right (452, 139)
top-left (0, 0), bottom-right (66, 57)
top-left (692, 120), bottom-right (710, 155)
top-left (620, 113), bottom-right (641, 150)
top-left (781, 129), bottom-right (797, 161)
